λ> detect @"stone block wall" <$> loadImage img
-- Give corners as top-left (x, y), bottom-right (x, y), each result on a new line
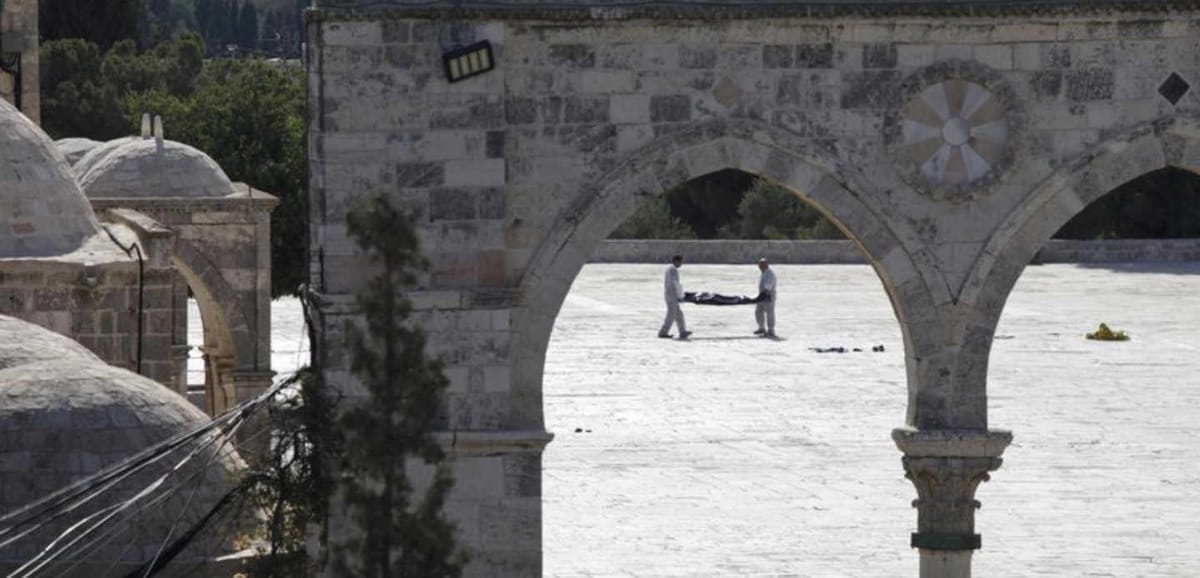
top-left (91, 192), bottom-right (278, 413)
top-left (0, 0), bottom-right (38, 123)
top-left (309, 4), bottom-right (1200, 576)
top-left (0, 257), bottom-right (178, 385)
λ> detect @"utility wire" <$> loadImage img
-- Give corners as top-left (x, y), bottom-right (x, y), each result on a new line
top-left (1, 379), bottom-right (288, 575)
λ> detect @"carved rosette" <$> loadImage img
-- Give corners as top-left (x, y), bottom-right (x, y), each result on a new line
top-left (888, 62), bottom-right (1020, 202)
top-left (902, 81), bottom-right (1009, 187)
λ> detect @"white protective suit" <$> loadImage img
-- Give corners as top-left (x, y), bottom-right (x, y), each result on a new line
top-left (755, 267), bottom-right (777, 334)
top-left (658, 264), bottom-right (687, 336)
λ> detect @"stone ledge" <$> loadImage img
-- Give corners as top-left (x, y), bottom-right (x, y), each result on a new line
top-left (309, 0), bottom-right (1200, 22)
top-left (892, 427), bottom-right (1013, 458)
top-left (591, 238), bottom-right (1200, 265)
top-left (435, 429), bottom-right (555, 456)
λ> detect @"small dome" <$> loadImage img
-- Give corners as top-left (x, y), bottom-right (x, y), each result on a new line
top-left (0, 99), bottom-right (103, 258)
top-left (53, 137), bottom-right (102, 166)
top-left (69, 135), bottom-right (140, 177)
top-left (79, 139), bottom-right (237, 198)
top-left (0, 315), bottom-right (243, 568)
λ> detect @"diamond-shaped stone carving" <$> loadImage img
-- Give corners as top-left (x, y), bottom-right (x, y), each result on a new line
top-left (1159, 72), bottom-right (1190, 106)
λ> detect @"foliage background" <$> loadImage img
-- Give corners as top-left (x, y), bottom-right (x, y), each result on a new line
top-left (41, 33), bottom-right (308, 297)
top-left (37, 2), bottom-right (1200, 300)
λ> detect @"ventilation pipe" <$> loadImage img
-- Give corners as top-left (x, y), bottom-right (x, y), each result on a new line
top-left (153, 115), bottom-right (164, 152)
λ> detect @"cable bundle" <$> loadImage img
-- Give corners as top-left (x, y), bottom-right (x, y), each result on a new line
top-left (0, 378), bottom-right (291, 578)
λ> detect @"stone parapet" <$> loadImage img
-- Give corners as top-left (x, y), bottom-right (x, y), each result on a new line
top-left (310, 0), bottom-right (1200, 20)
top-left (592, 238), bottom-right (1200, 265)
top-left (1035, 238), bottom-right (1200, 262)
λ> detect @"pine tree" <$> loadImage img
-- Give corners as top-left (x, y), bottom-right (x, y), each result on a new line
top-left (195, 0), bottom-right (214, 46)
top-left (333, 194), bottom-right (465, 578)
top-left (227, 0), bottom-right (241, 49)
top-left (238, 2), bottom-right (259, 50)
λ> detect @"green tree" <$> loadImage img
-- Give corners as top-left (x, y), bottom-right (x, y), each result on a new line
top-left (729, 178), bottom-right (843, 240)
top-left (239, 2), bottom-right (260, 50)
top-left (661, 169), bottom-right (754, 238)
top-left (39, 39), bottom-right (128, 139)
top-left (333, 194), bottom-right (466, 578)
top-left (40, 0), bottom-right (139, 49)
top-left (1056, 167), bottom-right (1200, 239)
top-left (125, 58), bottom-right (308, 296)
top-left (610, 196), bottom-right (697, 239)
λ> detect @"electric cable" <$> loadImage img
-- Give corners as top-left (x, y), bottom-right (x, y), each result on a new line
top-left (0, 380), bottom-right (283, 562)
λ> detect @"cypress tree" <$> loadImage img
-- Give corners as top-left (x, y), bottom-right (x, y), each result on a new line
top-left (239, 2), bottom-right (259, 50)
top-left (333, 194), bottom-right (465, 578)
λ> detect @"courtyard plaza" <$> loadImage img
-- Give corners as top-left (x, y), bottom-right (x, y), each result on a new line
top-left (537, 262), bottom-right (1200, 577)
top-left (247, 262), bottom-right (1199, 576)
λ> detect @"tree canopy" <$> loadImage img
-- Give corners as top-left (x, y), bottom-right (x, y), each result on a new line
top-left (612, 168), bottom-right (1200, 242)
top-left (41, 34), bottom-right (308, 297)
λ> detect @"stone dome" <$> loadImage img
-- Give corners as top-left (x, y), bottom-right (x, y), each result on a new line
top-left (78, 138), bottom-right (237, 198)
top-left (70, 135), bottom-right (139, 179)
top-left (53, 137), bottom-right (102, 166)
top-left (0, 315), bottom-right (243, 569)
top-left (0, 99), bottom-right (103, 258)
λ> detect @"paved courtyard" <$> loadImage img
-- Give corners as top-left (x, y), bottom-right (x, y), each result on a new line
top-left (237, 263), bottom-right (1200, 576)
top-left (540, 263), bottom-right (1200, 577)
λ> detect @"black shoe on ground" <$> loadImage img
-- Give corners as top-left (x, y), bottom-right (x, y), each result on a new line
top-left (678, 331), bottom-right (693, 340)
top-left (658, 333), bottom-right (672, 338)
top-left (766, 331), bottom-right (777, 338)
top-left (753, 329), bottom-right (766, 335)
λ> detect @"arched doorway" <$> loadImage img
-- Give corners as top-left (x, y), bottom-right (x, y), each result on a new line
top-left (170, 238), bottom-right (258, 416)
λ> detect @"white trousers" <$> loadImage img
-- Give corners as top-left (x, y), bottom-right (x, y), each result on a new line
top-left (755, 300), bottom-right (776, 333)
top-left (659, 295), bottom-right (687, 335)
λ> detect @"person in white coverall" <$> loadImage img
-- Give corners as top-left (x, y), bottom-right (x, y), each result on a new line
top-left (754, 258), bottom-right (777, 338)
top-left (658, 255), bottom-right (692, 340)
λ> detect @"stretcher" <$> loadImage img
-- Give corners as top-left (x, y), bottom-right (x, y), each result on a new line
top-left (682, 291), bottom-right (770, 306)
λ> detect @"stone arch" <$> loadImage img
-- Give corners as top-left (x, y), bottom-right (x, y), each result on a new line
top-left (169, 238), bottom-right (257, 415)
top-left (511, 119), bottom-right (942, 430)
top-left (964, 115), bottom-right (1200, 336)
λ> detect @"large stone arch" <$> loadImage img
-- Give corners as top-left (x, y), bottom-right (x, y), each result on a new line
top-left (511, 119), bottom-right (942, 430)
top-left (169, 238), bottom-right (258, 414)
top-left (964, 116), bottom-right (1200, 337)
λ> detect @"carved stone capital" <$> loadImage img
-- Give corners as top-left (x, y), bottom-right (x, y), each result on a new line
top-left (893, 428), bottom-right (1012, 551)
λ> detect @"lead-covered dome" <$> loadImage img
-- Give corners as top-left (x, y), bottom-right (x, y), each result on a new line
top-left (0, 99), bottom-right (102, 258)
top-left (70, 135), bottom-right (139, 177)
top-left (0, 315), bottom-right (243, 570)
top-left (53, 137), bottom-right (102, 166)
top-left (78, 138), bottom-right (237, 198)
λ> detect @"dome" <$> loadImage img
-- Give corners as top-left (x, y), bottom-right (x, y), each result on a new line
top-left (0, 315), bottom-right (243, 569)
top-left (53, 137), bottom-right (102, 166)
top-left (69, 135), bottom-right (140, 177)
top-left (78, 138), bottom-right (237, 198)
top-left (0, 99), bottom-right (103, 258)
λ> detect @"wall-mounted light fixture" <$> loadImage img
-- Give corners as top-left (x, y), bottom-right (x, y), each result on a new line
top-left (443, 40), bottom-right (494, 83)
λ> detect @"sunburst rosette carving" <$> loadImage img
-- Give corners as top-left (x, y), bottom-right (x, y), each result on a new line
top-left (895, 73), bottom-right (1015, 199)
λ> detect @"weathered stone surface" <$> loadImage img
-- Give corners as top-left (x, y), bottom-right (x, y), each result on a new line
top-left (309, 9), bottom-right (1200, 577)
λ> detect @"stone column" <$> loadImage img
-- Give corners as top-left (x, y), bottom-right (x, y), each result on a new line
top-left (892, 428), bottom-right (1012, 578)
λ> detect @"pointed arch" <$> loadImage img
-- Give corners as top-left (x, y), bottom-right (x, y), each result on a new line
top-left (169, 238), bottom-right (258, 414)
top-left (509, 118), bottom-right (943, 430)
top-left (964, 116), bottom-right (1200, 335)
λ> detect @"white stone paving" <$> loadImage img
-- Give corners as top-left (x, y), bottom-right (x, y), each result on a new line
top-left (541, 263), bottom-right (1200, 577)
top-left (246, 264), bottom-right (1200, 576)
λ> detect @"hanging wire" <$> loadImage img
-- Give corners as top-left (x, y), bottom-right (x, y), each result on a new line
top-left (0, 379), bottom-right (288, 576)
